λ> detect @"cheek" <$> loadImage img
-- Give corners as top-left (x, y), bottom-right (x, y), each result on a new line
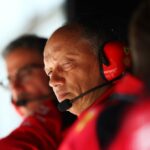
top-left (38, 72), bottom-right (49, 86)
top-left (68, 69), bottom-right (100, 95)
top-left (80, 62), bottom-right (101, 87)
top-left (26, 75), bottom-right (49, 94)
top-left (64, 59), bottom-right (101, 95)
top-left (14, 106), bottom-right (29, 117)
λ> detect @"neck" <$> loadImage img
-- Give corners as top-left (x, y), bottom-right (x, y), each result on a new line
top-left (70, 85), bottom-right (112, 116)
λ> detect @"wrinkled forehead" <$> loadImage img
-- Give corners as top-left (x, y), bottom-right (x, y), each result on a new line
top-left (43, 38), bottom-right (64, 64)
top-left (44, 30), bottom-right (84, 61)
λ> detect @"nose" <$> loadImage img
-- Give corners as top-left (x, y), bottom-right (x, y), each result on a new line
top-left (49, 70), bottom-right (65, 88)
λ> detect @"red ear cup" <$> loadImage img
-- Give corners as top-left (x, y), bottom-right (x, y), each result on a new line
top-left (102, 41), bottom-right (131, 81)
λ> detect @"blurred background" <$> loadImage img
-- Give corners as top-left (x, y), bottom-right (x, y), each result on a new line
top-left (0, 0), bottom-right (140, 138)
top-left (0, 0), bottom-right (67, 138)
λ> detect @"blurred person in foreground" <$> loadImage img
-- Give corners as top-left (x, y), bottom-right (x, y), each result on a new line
top-left (108, 0), bottom-right (150, 149)
top-left (43, 22), bottom-right (132, 149)
top-left (0, 34), bottom-right (76, 150)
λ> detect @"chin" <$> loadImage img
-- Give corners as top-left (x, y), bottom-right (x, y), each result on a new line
top-left (57, 96), bottom-right (71, 103)
top-left (68, 107), bottom-right (78, 116)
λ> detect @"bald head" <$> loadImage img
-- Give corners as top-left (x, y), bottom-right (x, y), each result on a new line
top-left (44, 23), bottom-right (99, 61)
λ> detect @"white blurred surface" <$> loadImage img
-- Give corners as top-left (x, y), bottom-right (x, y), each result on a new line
top-left (0, 0), bottom-right (66, 138)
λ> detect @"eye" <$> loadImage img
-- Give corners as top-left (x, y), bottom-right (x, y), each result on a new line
top-left (16, 68), bottom-right (31, 81)
top-left (44, 67), bottom-right (52, 76)
top-left (47, 70), bottom-right (53, 79)
top-left (62, 61), bottom-right (73, 71)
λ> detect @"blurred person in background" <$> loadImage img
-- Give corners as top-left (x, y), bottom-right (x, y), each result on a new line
top-left (0, 34), bottom-right (76, 149)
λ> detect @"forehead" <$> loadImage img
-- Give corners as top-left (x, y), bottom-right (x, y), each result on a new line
top-left (44, 30), bottom-right (94, 64)
top-left (5, 48), bottom-right (43, 70)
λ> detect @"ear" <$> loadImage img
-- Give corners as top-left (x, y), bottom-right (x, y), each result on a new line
top-left (99, 41), bottom-right (131, 81)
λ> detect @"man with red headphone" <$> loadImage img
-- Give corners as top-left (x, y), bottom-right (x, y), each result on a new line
top-left (44, 22), bottom-right (131, 149)
top-left (52, 0), bottom-right (150, 149)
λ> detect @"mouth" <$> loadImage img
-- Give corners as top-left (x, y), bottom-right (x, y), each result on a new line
top-left (12, 95), bottom-right (30, 106)
top-left (12, 93), bottom-right (33, 106)
top-left (56, 92), bottom-right (70, 102)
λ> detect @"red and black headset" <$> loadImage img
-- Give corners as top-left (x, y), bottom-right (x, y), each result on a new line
top-left (98, 41), bottom-right (131, 82)
top-left (57, 24), bottom-right (132, 112)
top-left (57, 40), bottom-right (132, 112)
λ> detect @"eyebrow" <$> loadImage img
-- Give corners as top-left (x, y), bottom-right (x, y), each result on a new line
top-left (44, 53), bottom-right (52, 62)
top-left (44, 50), bottom-right (81, 71)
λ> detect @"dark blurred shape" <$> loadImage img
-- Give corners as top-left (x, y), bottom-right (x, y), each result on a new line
top-left (65, 0), bottom-right (141, 43)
